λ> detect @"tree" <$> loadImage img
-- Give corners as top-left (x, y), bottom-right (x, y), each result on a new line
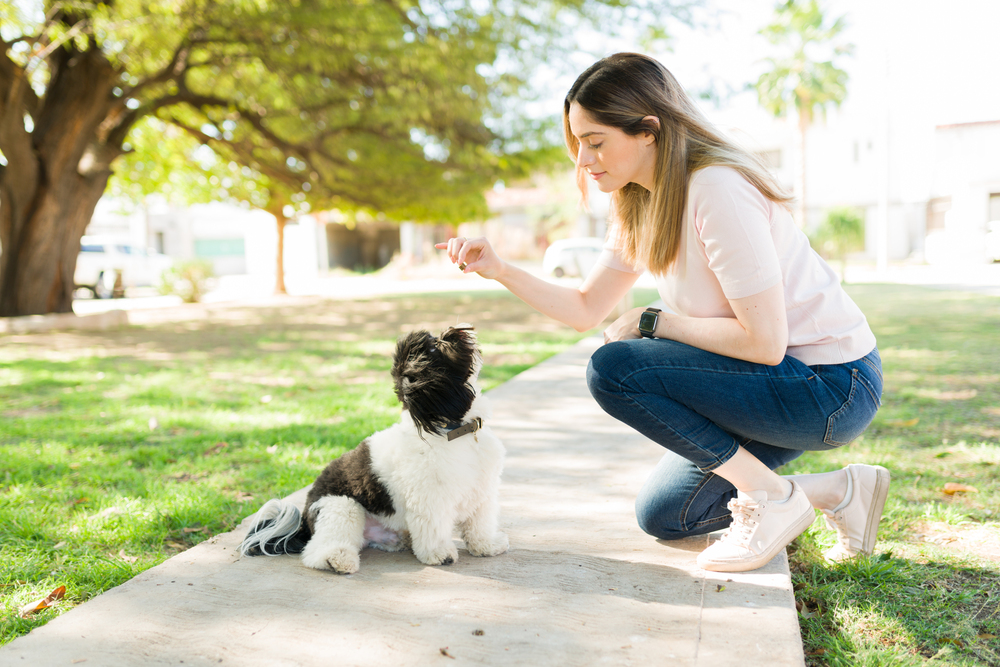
top-left (755, 0), bottom-right (851, 228)
top-left (1, 0), bottom-right (691, 316)
top-left (809, 205), bottom-right (864, 283)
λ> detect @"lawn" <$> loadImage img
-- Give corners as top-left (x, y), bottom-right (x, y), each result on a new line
top-left (0, 288), bottom-right (631, 646)
top-left (1, 282), bottom-right (998, 666)
top-left (786, 284), bottom-right (1000, 666)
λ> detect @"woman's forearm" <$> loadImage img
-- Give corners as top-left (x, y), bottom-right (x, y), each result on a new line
top-left (491, 262), bottom-right (607, 332)
top-left (438, 236), bottom-right (639, 332)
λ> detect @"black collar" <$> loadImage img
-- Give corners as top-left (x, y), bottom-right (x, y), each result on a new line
top-left (444, 417), bottom-right (483, 441)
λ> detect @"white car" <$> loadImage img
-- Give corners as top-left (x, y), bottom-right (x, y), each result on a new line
top-left (74, 236), bottom-right (173, 299)
top-left (542, 237), bottom-right (605, 278)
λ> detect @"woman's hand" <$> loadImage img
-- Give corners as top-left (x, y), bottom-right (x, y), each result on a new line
top-left (434, 237), bottom-right (505, 280)
top-left (602, 306), bottom-right (648, 344)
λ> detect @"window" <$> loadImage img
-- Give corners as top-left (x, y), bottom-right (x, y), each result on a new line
top-left (194, 238), bottom-right (246, 257)
top-left (989, 193), bottom-right (1000, 222)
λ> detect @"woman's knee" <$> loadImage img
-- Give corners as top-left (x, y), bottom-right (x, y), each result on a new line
top-left (586, 342), bottom-right (622, 400)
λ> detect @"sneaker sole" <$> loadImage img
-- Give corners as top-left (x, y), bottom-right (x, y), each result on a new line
top-left (860, 465), bottom-right (891, 555)
top-left (699, 504), bottom-right (816, 573)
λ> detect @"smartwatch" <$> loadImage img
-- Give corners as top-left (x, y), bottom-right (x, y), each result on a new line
top-left (637, 307), bottom-right (661, 338)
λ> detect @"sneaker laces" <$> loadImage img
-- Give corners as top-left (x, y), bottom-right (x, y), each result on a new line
top-left (720, 496), bottom-right (766, 548)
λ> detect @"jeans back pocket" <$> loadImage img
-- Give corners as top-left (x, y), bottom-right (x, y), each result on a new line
top-left (824, 368), bottom-right (881, 447)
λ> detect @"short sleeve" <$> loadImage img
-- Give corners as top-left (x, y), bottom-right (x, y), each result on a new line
top-left (689, 168), bottom-right (782, 300)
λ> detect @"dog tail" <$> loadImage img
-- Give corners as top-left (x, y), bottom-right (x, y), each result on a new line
top-left (239, 499), bottom-right (311, 557)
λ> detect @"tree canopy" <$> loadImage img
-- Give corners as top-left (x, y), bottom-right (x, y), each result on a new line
top-left (0, 0), bottom-right (693, 315)
top-left (755, 0), bottom-right (851, 227)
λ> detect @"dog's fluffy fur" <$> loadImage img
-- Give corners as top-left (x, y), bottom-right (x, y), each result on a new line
top-left (239, 325), bottom-right (508, 574)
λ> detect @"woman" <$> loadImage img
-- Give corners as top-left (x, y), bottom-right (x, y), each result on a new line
top-left (437, 53), bottom-right (888, 573)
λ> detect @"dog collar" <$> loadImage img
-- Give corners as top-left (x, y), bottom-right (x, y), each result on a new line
top-left (445, 417), bottom-right (483, 441)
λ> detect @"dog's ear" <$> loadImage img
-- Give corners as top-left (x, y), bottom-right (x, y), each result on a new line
top-left (391, 331), bottom-right (444, 435)
top-left (435, 326), bottom-right (477, 368)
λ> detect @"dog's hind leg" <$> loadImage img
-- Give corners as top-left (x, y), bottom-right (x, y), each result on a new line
top-left (301, 496), bottom-right (366, 574)
top-left (459, 494), bottom-right (509, 558)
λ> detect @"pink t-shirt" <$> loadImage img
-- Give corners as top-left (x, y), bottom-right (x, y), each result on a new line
top-left (598, 166), bottom-right (876, 366)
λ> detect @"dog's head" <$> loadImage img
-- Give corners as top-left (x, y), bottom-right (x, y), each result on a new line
top-left (391, 325), bottom-right (480, 436)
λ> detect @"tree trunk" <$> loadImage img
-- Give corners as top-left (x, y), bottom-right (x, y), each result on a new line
top-left (267, 203), bottom-right (289, 295)
top-left (0, 46), bottom-right (122, 317)
top-left (796, 109), bottom-right (809, 229)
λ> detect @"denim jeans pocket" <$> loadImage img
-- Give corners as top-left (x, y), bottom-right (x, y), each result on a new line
top-left (824, 368), bottom-right (880, 447)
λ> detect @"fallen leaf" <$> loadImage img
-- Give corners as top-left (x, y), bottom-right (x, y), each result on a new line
top-left (472, 629), bottom-right (485, 636)
top-left (182, 525), bottom-right (206, 534)
top-left (118, 550), bottom-right (138, 563)
top-left (887, 418), bottom-right (919, 427)
top-left (439, 647), bottom-right (456, 659)
top-left (979, 633), bottom-right (997, 640)
top-left (164, 540), bottom-right (189, 551)
top-left (938, 637), bottom-right (964, 648)
top-left (716, 584), bottom-right (726, 593)
top-left (203, 442), bottom-right (228, 456)
top-left (18, 585), bottom-right (66, 618)
top-left (943, 483), bottom-right (979, 495)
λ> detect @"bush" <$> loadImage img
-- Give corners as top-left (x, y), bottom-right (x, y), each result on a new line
top-left (158, 259), bottom-right (215, 303)
top-left (810, 206), bottom-right (865, 281)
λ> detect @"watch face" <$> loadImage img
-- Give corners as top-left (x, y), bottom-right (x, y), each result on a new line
top-left (639, 311), bottom-right (658, 333)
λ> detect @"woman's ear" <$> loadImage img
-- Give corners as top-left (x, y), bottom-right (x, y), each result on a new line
top-left (642, 115), bottom-right (659, 145)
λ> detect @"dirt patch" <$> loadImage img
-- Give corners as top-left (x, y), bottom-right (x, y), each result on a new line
top-left (913, 521), bottom-right (1000, 563)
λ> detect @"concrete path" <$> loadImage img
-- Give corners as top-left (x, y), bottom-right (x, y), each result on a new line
top-left (0, 337), bottom-right (804, 667)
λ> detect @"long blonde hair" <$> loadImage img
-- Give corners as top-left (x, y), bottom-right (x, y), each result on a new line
top-left (563, 53), bottom-right (791, 275)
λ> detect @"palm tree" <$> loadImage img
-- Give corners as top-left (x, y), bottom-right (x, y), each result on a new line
top-left (756, 0), bottom-right (851, 228)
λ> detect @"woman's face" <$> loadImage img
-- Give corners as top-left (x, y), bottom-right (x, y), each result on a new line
top-left (568, 102), bottom-right (657, 193)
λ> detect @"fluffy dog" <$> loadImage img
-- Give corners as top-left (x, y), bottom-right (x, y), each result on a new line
top-left (239, 325), bottom-right (508, 574)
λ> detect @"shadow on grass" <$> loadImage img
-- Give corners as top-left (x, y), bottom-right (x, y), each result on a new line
top-left (790, 537), bottom-right (1000, 667)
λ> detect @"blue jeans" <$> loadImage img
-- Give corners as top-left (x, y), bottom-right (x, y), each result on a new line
top-left (586, 340), bottom-right (883, 540)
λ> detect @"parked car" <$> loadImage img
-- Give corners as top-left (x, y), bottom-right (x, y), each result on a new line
top-left (542, 237), bottom-right (605, 278)
top-left (74, 236), bottom-right (173, 299)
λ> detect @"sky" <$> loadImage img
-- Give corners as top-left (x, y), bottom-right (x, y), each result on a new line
top-left (536, 0), bottom-right (1000, 135)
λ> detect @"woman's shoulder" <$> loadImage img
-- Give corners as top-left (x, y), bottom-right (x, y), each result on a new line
top-left (688, 166), bottom-right (767, 209)
top-left (689, 165), bottom-right (753, 190)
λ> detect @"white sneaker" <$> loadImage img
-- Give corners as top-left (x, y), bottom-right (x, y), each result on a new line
top-left (697, 481), bottom-right (816, 573)
top-left (822, 464), bottom-right (891, 562)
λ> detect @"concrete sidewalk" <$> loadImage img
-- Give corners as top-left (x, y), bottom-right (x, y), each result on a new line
top-left (0, 337), bottom-right (804, 667)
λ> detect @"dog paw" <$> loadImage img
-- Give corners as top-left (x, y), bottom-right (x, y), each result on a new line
top-left (417, 546), bottom-right (459, 566)
top-left (467, 532), bottom-right (509, 557)
top-left (303, 548), bottom-right (359, 574)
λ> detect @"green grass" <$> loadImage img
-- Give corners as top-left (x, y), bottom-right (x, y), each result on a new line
top-left (0, 289), bottom-right (613, 646)
top-left (784, 284), bottom-right (1000, 666)
top-left (3, 283), bottom-right (998, 664)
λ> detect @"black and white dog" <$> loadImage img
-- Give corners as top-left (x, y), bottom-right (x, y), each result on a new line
top-left (239, 325), bottom-right (508, 574)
